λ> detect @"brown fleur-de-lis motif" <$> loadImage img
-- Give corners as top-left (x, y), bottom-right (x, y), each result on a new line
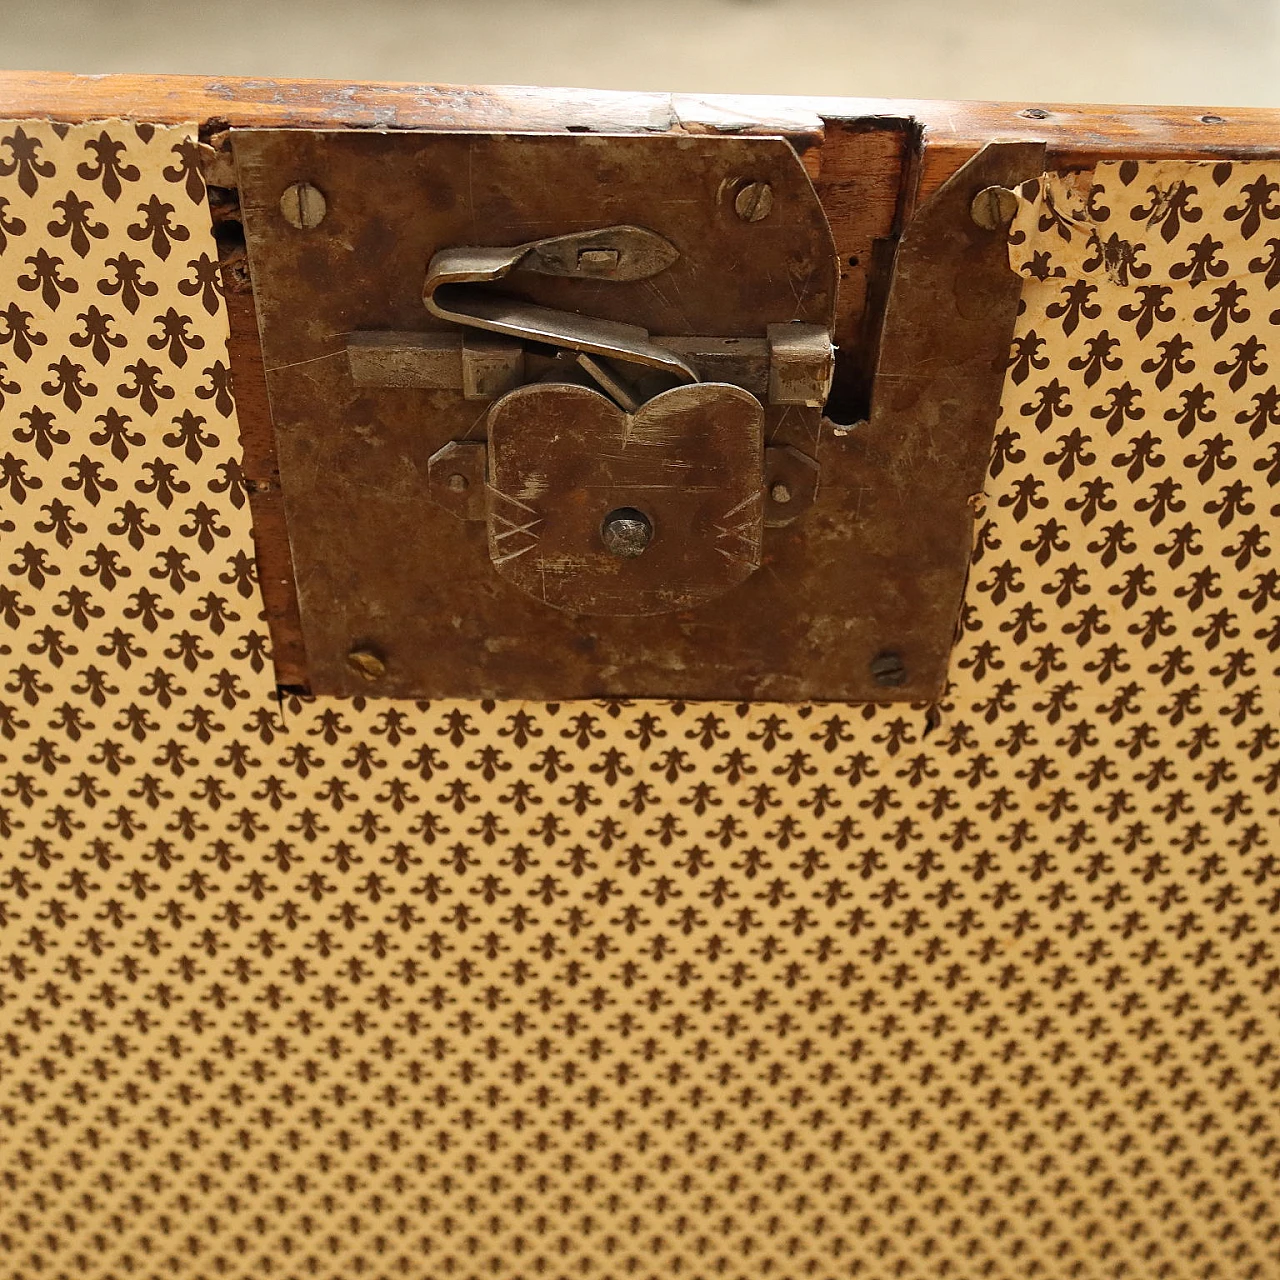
top-left (1045, 278), bottom-right (1101, 335)
top-left (195, 358), bottom-right (235, 417)
top-left (135, 455), bottom-right (190, 508)
top-left (40, 353), bottom-right (97, 411)
top-left (59, 451), bottom-right (116, 505)
top-left (1006, 329), bottom-right (1049, 384)
top-left (147, 306), bottom-right (205, 367)
top-left (162, 407), bottom-right (219, 462)
top-left (178, 251), bottom-right (223, 315)
top-left (97, 251), bottom-right (158, 314)
top-left (16, 247), bottom-right (79, 310)
top-left (1169, 232), bottom-right (1231, 286)
top-left (46, 190), bottom-right (109, 258)
top-left (1193, 278), bottom-right (1251, 339)
top-left (3, 125), bottom-right (1280, 1280)
top-left (0, 193), bottom-right (26, 254)
top-left (68, 305), bottom-right (126, 365)
top-left (1141, 332), bottom-right (1196, 390)
top-left (1234, 384), bottom-right (1280, 439)
top-left (1214, 333), bottom-right (1269, 391)
top-left (76, 131), bottom-right (141, 202)
top-left (1019, 376), bottom-right (1072, 431)
top-left (1116, 281), bottom-right (1175, 337)
top-left (116, 358), bottom-right (174, 415)
top-left (162, 137), bottom-right (207, 205)
top-left (0, 124), bottom-right (56, 196)
top-left (1163, 380), bottom-right (1217, 437)
top-left (1224, 172), bottom-right (1280, 238)
top-left (1067, 328), bottom-right (1123, 386)
top-left (126, 193), bottom-right (190, 261)
top-left (13, 404), bottom-right (69, 460)
top-left (88, 407), bottom-right (144, 461)
top-left (0, 300), bottom-right (46, 362)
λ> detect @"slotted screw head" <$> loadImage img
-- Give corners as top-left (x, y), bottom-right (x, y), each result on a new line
top-left (870, 651), bottom-right (907, 687)
top-left (970, 185), bottom-right (1020, 232)
top-left (734, 181), bottom-right (774, 223)
top-left (280, 181), bottom-right (327, 229)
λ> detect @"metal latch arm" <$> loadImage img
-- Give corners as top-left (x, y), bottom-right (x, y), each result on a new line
top-left (422, 226), bottom-right (700, 383)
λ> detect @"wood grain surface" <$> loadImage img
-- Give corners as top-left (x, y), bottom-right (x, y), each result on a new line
top-left (3, 69), bottom-right (1279, 188)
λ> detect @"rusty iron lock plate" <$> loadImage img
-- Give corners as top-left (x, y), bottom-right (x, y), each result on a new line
top-left (234, 129), bottom-right (1035, 700)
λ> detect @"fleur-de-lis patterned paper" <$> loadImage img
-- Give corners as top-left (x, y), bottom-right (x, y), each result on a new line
top-left (1, 121), bottom-right (1279, 1280)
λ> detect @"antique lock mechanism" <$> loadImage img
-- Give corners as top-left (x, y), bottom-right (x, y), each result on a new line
top-left (234, 129), bottom-right (1040, 699)
top-left (346, 223), bottom-right (834, 616)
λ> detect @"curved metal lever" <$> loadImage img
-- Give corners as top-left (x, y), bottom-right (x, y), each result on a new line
top-left (423, 226), bottom-right (700, 383)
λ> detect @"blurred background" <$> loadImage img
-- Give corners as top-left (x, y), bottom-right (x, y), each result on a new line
top-left (0, 0), bottom-right (1274, 107)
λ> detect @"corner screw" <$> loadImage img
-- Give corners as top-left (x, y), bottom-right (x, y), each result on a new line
top-left (970, 185), bottom-right (1020, 231)
top-left (447, 473), bottom-right (469, 493)
top-left (734, 181), bottom-right (774, 223)
top-left (280, 181), bottom-right (327, 229)
top-left (770, 481), bottom-right (793, 504)
top-left (870, 651), bottom-right (906, 688)
top-left (347, 647), bottom-right (386, 682)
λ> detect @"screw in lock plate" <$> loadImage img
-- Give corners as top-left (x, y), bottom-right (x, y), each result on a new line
top-left (347, 647), bottom-right (386, 682)
top-left (970, 185), bottom-right (1020, 231)
top-left (870, 651), bottom-right (907, 688)
top-left (601, 508), bottom-right (653, 558)
top-left (280, 181), bottom-right (327, 229)
top-left (734, 181), bottom-right (774, 223)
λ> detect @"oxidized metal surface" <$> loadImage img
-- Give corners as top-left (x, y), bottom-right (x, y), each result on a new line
top-left (485, 382), bottom-right (764, 616)
top-left (855, 138), bottom-right (1050, 688)
top-left (233, 129), bottom-right (1022, 700)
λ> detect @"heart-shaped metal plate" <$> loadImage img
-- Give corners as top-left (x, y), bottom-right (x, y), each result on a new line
top-left (486, 382), bottom-right (764, 616)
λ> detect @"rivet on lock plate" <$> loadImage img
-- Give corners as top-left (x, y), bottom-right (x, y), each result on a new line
top-left (233, 131), bottom-right (1038, 700)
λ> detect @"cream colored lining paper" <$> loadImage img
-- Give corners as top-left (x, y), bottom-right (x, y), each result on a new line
top-left (1, 127), bottom-right (1279, 1278)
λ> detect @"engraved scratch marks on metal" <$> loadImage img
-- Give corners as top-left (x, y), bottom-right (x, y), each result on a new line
top-left (713, 488), bottom-right (765, 568)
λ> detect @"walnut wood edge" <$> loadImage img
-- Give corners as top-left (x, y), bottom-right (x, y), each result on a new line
top-left (3, 70), bottom-right (1280, 178)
